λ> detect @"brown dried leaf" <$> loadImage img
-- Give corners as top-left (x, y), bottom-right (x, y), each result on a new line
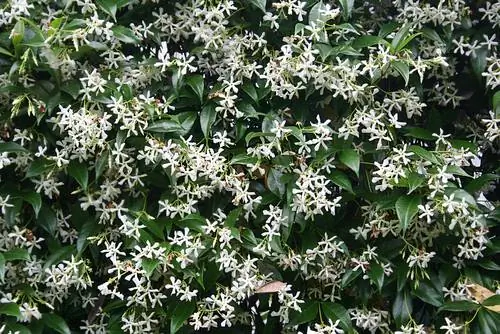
top-left (255, 280), bottom-right (287, 294)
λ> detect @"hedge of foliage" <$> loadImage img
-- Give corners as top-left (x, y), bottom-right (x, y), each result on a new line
top-left (0, 0), bottom-right (499, 333)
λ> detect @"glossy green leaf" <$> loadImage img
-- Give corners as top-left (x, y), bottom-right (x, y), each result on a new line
top-left (12, 20), bottom-right (25, 47)
top-left (471, 48), bottom-right (488, 78)
top-left (493, 91), bottom-right (500, 117)
top-left (405, 172), bottom-right (424, 194)
top-left (112, 25), bottom-right (141, 44)
top-left (476, 309), bottom-right (499, 334)
top-left (41, 313), bottom-right (71, 334)
top-left (477, 260), bottom-right (500, 271)
top-left (390, 24), bottom-right (411, 51)
top-left (290, 301), bottom-right (318, 326)
top-left (393, 290), bottom-right (412, 327)
top-left (328, 170), bottom-right (354, 194)
top-left (170, 301), bottom-right (196, 334)
top-left (38, 205), bottom-right (57, 236)
top-left (309, 1), bottom-right (327, 25)
top-left (483, 294), bottom-right (500, 307)
top-left (25, 159), bottom-right (54, 179)
top-left (96, 0), bottom-right (118, 20)
top-left (3, 248), bottom-right (30, 261)
top-left (267, 168), bottom-right (285, 197)
top-left (0, 303), bottom-right (21, 317)
top-left (0, 46), bottom-right (14, 58)
top-left (395, 195), bottom-right (420, 231)
top-left (147, 112), bottom-right (197, 136)
top-left (392, 61), bottom-right (409, 86)
top-left (199, 105), bottom-right (216, 139)
top-left (0, 253), bottom-right (5, 282)
top-left (413, 281), bottom-right (443, 307)
top-left (242, 82), bottom-right (259, 103)
top-left (352, 35), bottom-right (387, 49)
top-left (408, 145), bottom-right (439, 164)
top-left (23, 191), bottom-right (41, 217)
top-left (341, 268), bottom-right (361, 288)
top-left (95, 150), bottom-right (109, 180)
top-left (339, 149), bottom-right (360, 176)
top-left (68, 160), bottom-right (88, 190)
top-left (438, 300), bottom-right (480, 312)
top-left (249, 0), bottom-right (267, 13)
top-left (321, 302), bottom-right (352, 332)
top-left (339, 0), bottom-right (354, 20)
top-left (186, 75), bottom-right (204, 102)
top-left (367, 262), bottom-right (384, 291)
top-left (0, 142), bottom-right (28, 153)
top-left (141, 258), bottom-right (160, 278)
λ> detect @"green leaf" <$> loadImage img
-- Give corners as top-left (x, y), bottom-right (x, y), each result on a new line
top-left (12, 20), bottom-right (25, 47)
top-left (186, 75), bottom-right (204, 103)
top-left (289, 301), bottom-right (318, 326)
top-left (309, 1), bottom-right (327, 25)
top-left (68, 160), bottom-right (88, 190)
top-left (41, 313), bottom-right (71, 334)
top-left (23, 191), bottom-right (41, 217)
top-left (0, 303), bottom-right (21, 317)
top-left (95, 150), bottom-right (109, 180)
top-left (421, 28), bottom-right (443, 44)
top-left (96, 0), bottom-right (117, 20)
top-left (224, 207), bottom-right (242, 227)
top-left (25, 159), bottom-right (54, 179)
top-left (43, 245), bottom-right (75, 270)
top-left (393, 290), bottom-right (412, 327)
top-left (249, 0), bottom-right (267, 13)
top-left (3, 248), bottom-right (30, 261)
top-left (242, 82), bottom-right (259, 103)
top-left (476, 309), bottom-right (499, 334)
top-left (338, 149), bottom-right (360, 176)
top-left (466, 174), bottom-right (498, 193)
top-left (378, 22), bottom-right (399, 38)
top-left (438, 300), bottom-right (480, 312)
top-left (267, 168), bottom-right (285, 197)
top-left (0, 46), bottom-right (14, 58)
top-left (38, 206), bottom-right (57, 236)
top-left (77, 220), bottom-right (100, 253)
top-left (141, 258), bottom-right (160, 278)
top-left (338, 0), bottom-right (354, 20)
top-left (408, 145), bottom-right (439, 164)
top-left (230, 154), bottom-right (258, 165)
top-left (112, 25), bottom-right (141, 44)
top-left (493, 91), bottom-right (500, 117)
top-left (199, 105), bottom-right (216, 139)
top-left (341, 268), bottom-right (361, 288)
top-left (390, 24), bottom-right (411, 52)
top-left (483, 294), bottom-right (500, 307)
top-left (367, 262), bottom-right (384, 291)
top-left (61, 80), bottom-right (81, 99)
top-left (321, 302), bottom-right (352, 332)
top-left (395, 195), bottom-right (420, 231)
top-left (351, 35), bottom-right (387, 49)
top-left (413, 281), bottom-right (443, 307)
top-left (147, 112), bottom-right (196, 136)
top-left (170, 301), bottom-right (196, 334)
top-left (477, 260), bottom-right (500, 271)
top-left (446, 165), bottom-right (472, 178)
top-left (0, 142), bottom-right (28, 153)
top-left (405, 172), bottom-right (424, 194)
top-left (471, 48), bottom-right (488, 78)
top-left (328, 170), bottom-right (354, 194)
top-left (392, 61), bottom-right (409, 86)
top-left (0, 253), bottom-right (5, 282)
